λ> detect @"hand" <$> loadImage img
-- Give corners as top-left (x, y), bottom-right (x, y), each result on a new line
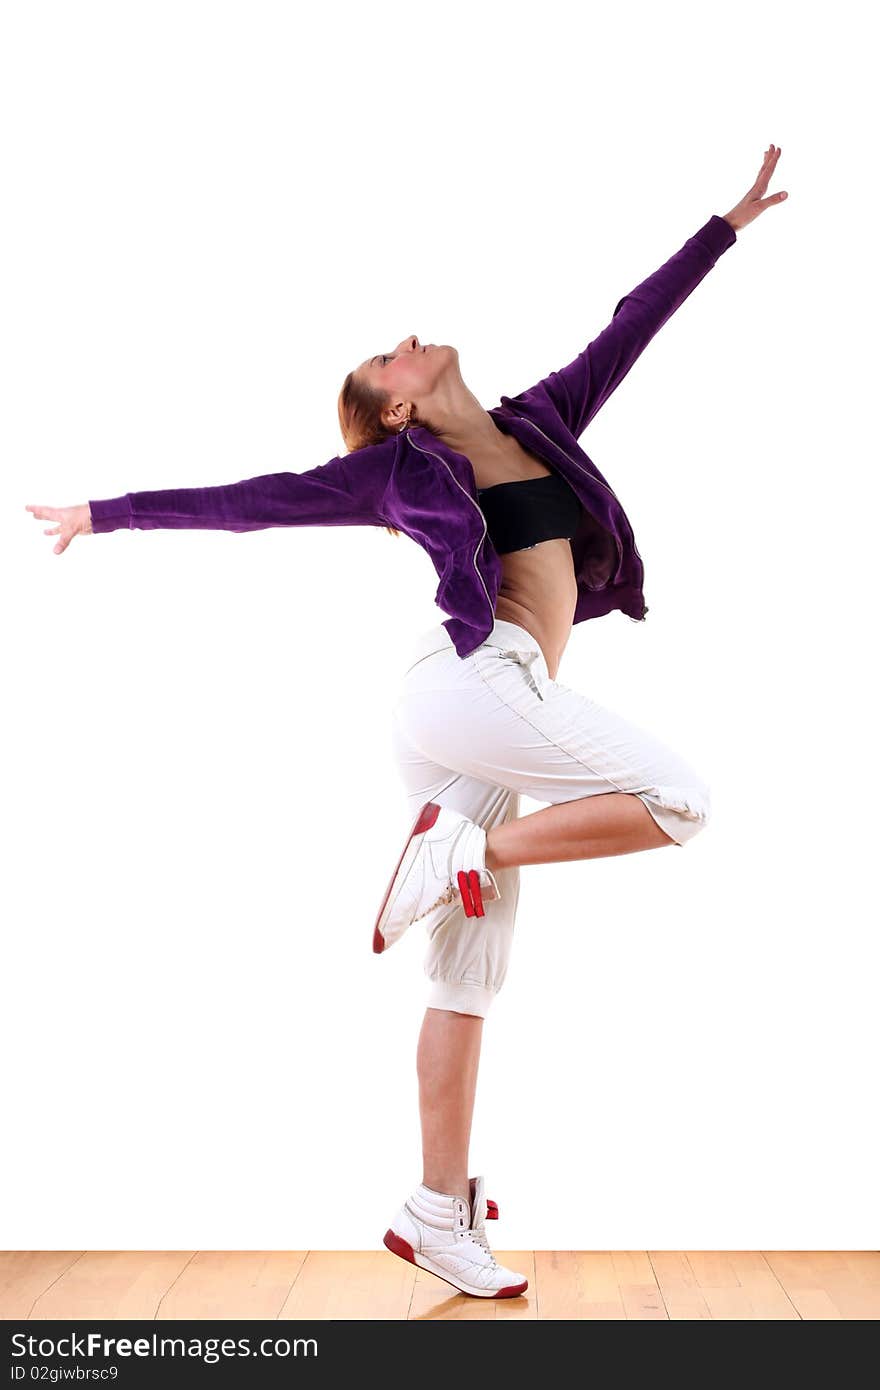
top-left (723, 144), bottom-right (788, 232)
top-left (25, 502), bottom-right (93, 554)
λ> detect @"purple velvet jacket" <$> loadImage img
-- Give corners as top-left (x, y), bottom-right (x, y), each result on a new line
top-left (89, 213), bottom-right (736, 658)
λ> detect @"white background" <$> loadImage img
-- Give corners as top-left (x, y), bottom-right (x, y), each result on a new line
top-left (3, 0), bottom-right (877, 1251)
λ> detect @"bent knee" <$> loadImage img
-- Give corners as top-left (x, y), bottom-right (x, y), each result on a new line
top-left (639, 779), bottom-right (712, 846)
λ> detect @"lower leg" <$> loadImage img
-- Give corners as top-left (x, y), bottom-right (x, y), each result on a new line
top-left (418, 1007), bottom-right (483, 1206)
top-left (485, 791), bottom-right (675, 872)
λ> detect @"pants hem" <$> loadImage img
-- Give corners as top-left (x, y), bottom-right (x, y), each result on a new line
top-left (426, 977), bottom-right (498, 1018)
top-left (634, 791), bottom-right (707, 846)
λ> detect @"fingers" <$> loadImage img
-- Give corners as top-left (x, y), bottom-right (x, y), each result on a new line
top-left (26, 504), bottom-right (73, 552)
top-left (754, 143), bottom-right (781, 194)
top-left (757, 191), bottom-right (788, 211)
top-left (756, 144), bottom-right (788, 211)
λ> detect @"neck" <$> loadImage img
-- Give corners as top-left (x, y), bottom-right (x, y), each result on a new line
top-left (414, 381), bottom-right (505, 459)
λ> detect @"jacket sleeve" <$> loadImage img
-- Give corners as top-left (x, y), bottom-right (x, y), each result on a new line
top-left (87, 438), bottom-right (396, 534)
top-left (506, 214), bottom-right (737, 440)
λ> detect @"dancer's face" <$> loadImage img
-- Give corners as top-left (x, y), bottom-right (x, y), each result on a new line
top-left (355, 335), bottom-right (460, 430)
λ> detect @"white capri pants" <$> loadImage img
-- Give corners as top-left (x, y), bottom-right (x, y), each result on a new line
top-left (390, 618), bottom-right (711, 1019)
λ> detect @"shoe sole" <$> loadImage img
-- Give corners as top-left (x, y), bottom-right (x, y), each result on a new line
top-left (372, 800), bottom-right (441, 954)
top-left (382, 1227), bottom-right (528, 1299)
top-left (373, 801), bottom-right (501, 954)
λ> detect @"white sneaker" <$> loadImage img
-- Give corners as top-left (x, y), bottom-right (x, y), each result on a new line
top-left (373, 801), bottom-right (502, 954)
top-left (383, 1176), bottom-right (528, 1299)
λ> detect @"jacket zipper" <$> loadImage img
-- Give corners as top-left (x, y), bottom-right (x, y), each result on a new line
top-left (517, 414), bottom-right (621, 503)
top-left (516, 414), bottom-right (644, 573)
top-left (407, 431), bottom-right (495, 623)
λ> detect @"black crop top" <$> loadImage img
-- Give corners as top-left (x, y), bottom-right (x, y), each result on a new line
top-left (476, 471), bottom-right (583, 556)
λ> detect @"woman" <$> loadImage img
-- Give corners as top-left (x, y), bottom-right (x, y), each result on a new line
top-left (27, 146), bottom-right (787, 1302)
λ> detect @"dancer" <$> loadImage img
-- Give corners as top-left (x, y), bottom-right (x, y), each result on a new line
top-left (26, 145), bottom-right (787, 1301)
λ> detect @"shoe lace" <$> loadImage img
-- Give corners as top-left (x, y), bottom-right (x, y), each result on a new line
top-left (463, 1223), bottom-right (497, 1265)
top-left (412, 881), bottom-right (457, 923)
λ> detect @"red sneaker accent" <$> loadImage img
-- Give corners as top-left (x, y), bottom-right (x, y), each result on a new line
top-left (383, 1228), bottom-right (416, 1264)
top-left (413, 801), bottom-right (442, 835)
top-left (468, 868), bottom-right (485, 916)
top-left (373, 801), bottom-right (443, 954)
top-left (457, 868), bottom-right (475, 916)
top-left (486, 1199), bottom-right (498, 1220)
top-left (384, 1209), bottom-right (525, 1298)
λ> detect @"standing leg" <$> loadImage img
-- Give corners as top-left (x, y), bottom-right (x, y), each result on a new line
top-left (390, 706), bottom-right (521, 1205)
top-left (417, 1008), bottom-right (483, 1206)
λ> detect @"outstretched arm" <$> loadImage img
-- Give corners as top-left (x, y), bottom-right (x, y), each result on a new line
top-left (26, 437), bottom-right (397, 552)
top-left (505, 145), bottom-right (787, 441)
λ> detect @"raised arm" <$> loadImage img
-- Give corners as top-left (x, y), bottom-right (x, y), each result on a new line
top-left (505, 213), bottom-right (737, 440)
top-left (27, 437), bottom-right (397, 552)
top-left (505, 145), bottom-right (788, 441)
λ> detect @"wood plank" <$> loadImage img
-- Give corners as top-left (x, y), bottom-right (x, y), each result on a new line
top-left (0, 1252), bottom-right (86, 1320)
top-left (818, 1285), bottom-right (880, 1320)
top-left (777, 1288), bottom-right (842, 1320)
top-left (619, 1283), bottom-right (668, 1319)
top-left (29, 1251), bottom-right (195, 1320)
top-left (648, 1251), bottom-right (712, 1319)
top-left (685, 1250), bottom-right (743, 1288)
top-left (277, 1250), bottom-right (414, 1320)
top-left (611, 1252), bottom-right (667, 1320)
top-left (157, 1251), bottom-right (308, 1320)
top-left (534, 1252), bottom-right (627, 1319)
top-left (688, 1251), bottom-right (799, 1320)
top-left (763, 1252), bottom-right (880, 1320)
top-left (698, 1285), bottom-right (799, 1319)
top-left (841, 1251), bottom-right (880, 1285)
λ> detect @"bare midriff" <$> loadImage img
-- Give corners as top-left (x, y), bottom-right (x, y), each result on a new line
top-left (468, 433), bottom-right (579, 682)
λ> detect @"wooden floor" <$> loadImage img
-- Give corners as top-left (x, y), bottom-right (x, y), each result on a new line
top-left (1, 1251), bottom-right (878, 1320)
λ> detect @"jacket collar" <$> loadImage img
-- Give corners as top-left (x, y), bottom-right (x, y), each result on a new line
top-left (406, 403), bottom-right (626, 539)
